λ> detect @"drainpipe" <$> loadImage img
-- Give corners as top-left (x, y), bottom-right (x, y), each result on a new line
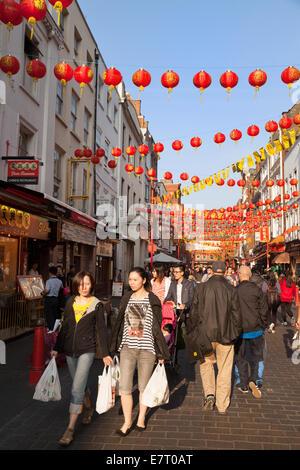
top-left (93, 49), bottom-right (100, 217)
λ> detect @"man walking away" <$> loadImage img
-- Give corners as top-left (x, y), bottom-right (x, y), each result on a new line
top-left (43, 266), bottom-right (63, 331)
top-left (188, 261), bottom-right (242, 414)
top-left (235, 266), bottom-right (268, 399)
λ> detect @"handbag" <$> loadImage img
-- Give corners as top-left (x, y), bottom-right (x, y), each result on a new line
top-left (142, 364), bottom-right (169, 408)
top-left (33, 357), bottom-right (61, 402)
top-left (96, 365), bottom-right (116, 414)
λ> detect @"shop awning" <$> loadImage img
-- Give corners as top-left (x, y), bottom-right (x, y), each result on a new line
top-left (145, 253), bottom-right (181, 264)
top-left (273, 252), bottom-right (290, 264)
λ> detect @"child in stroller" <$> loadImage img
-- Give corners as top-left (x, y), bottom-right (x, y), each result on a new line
top-left (161, 302), bottom-right (178, 364)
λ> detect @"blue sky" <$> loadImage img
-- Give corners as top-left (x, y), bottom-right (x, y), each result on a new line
top-left (78, 0), bottom-right (300, 210)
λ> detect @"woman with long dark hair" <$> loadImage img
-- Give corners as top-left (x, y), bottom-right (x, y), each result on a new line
top-left (279, 271), bottom-right (296, 326)
top-left (51, 271), bottom-right (112, 446)
top-left (110, 267), bottom-right (170, 436)
top-left (151, 264), bottom-right (171, 305)
top-left (263, 272), bottom-right (281, 333)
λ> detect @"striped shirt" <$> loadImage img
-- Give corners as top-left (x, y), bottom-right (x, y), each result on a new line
top-left (119, 296), bottom-right (155, 355)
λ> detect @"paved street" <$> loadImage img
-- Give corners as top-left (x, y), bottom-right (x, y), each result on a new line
top-left (0, 319), bottom-right (300, 451)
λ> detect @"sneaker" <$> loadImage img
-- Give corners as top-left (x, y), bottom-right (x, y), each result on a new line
top-left (282, 322), bottom-right (288, 326)
top-left (237, 386), bottom-right (249, 394)
top-left (249, 381), bottom-right (262, 399)
top-left (256, 381), bottom-right (263, 390)
top-left (268, 323), bottom-right (275, 333)
top-left (291, 317), bottom-right (296, 327)
top-left (203, 395), bottom-right (215, 410)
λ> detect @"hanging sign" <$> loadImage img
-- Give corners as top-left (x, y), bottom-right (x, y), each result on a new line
top-left (7, 160), bottom-right (39, 184)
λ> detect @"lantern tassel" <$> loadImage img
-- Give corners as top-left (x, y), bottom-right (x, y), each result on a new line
top-left (57, 10), bottom-right (61, 27)
top-left (254, 86), bottom-right (259, 99)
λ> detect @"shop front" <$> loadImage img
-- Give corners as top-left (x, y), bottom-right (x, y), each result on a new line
top-left (96, 240), bottom-right (115, 297)
top-left (0, 202), bottom-right (53, 340)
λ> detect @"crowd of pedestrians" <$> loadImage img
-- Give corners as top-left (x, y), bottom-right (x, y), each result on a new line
top-left (44, 260), bottom-right (300, 446)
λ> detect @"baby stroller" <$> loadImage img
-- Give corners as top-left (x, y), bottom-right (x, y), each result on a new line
top-left (161, 303), bottom-right (179, 367)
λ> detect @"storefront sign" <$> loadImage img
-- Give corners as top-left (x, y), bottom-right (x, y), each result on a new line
top-left (270, 243), bottom-right (285, 253)
top-left (97, 241), bottom-right (113, 257)
top-left (0, 204), bottom-right (50, 240)
top-left (61, 220), bottom-right (96, 246)
top-left (7, 160), bottom-right (39, 185)
top-left (70, 211), bottom-right (95, 229)
top-left (260, 226), bottom-right (270, 243)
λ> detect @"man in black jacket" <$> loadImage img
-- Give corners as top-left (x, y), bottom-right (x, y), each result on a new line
top-left (235, 266), bottom-right (268, 399)
top-left (164, 264), bottom-right (195, 321)
top-left (188, 261), bottom-right (242, 414)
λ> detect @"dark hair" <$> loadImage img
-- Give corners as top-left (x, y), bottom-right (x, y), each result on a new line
top-left (163, 323), bottom-right (173, 333)
top-left (268, 272), bottom-right (277, 287)
top-left (49, 266), bottom-right (57, 276)
top-left (129, 267), bottom-right (151, 292)
top-left (285, 274), bottom-right (293, 288)
top-left (72, 271), bottom-right (95, 296)
top-left (176, 264), bottom-right (185, 273)
top-left (153, 264), bottom-right (165, 282)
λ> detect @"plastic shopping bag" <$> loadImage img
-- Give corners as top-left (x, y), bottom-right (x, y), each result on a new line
top-left (292, 331), bottom-right (300, 351)
top-left (96, 365), bottom-right (115, 414)
top-left (111, 355), bottom-right (120, 396)
top-left (33, 357), bottom-right (61, 402)
top-left (142, 363), bottom-right (169, 408)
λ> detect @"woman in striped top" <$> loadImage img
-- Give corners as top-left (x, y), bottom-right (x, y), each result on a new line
top-left (110, 267), bottom-right (170, 436)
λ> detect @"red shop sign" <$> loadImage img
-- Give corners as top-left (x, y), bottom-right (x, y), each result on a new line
top-left (70, 211), bottom-right (95, 229)
top-left (7, 160), bottom-right (39, 185)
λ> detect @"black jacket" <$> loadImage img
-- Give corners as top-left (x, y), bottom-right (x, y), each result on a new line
top-left (55, 296), bottom-right (110, 358)
top-left (236, 280), bottom-right (268, 333)
top-left (164, 278), bottom-right (195, 310)
top-left (188, 275), bottom-right (242, 345)
top-left (110, 291), bottom-right (170, 361)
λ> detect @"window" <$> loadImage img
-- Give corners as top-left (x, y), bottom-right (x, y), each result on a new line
top-left (71, 93), bottom-right (79, 132)
top-left (106, 90), bottom-right (112, 118)
top-left (121, 177), bottom-right (125, 196)
top-left (114, 106), bottom-right (118, 128)
top-left (98, 75), bottom-right (104, 105)
top-left (74, 28), bottom-right (81, 56)
top-left (84, 109), bottom-right (91, 145)
top-left (53, 149), bottom-right (62, 198)
top-left (104, 139), bottom-right (110, 164)
top-left (122, 124), bottom-right (126, 153)
top-left (23, 31), bottom-right (40, 92)
top-left (56, 81), bottom-right (64, 115)
top-left (96, 128), bottom-right (102, 149)
top-left (18, 125), bottom-right (33, 156)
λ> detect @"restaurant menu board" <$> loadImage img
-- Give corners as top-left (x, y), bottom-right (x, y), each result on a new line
top-left (17, 275), bottom-right (44, 300)
top-left (112, 282), bottom-right (124, 297)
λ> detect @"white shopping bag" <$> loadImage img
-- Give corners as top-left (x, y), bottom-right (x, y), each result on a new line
top-left (292, 331), bottom-right (300, 351)
top-left (142, 363), bottom-right (169, 408)
top-left (96, 365), bottom-right (115, 414)
top-left (33, 357), bottom-right (61, 402)
top-left (111, 355), bottom-right (120, 396)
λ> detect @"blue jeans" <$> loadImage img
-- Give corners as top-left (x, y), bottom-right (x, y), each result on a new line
top-left (66, 353), bottom-right (95, 414)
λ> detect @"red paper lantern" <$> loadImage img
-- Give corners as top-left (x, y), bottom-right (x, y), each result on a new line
top-left (284, 194), bottom-right (291, 200)
top-left (153, 142), bottom-right (164, 159)
top-left (108, 159), bottom-right (117, 170)
top-left (248, 69), bottom-right (267, 97)
top-left (252, 180), bottom-right (260, 188)
top-left (257, 201), bottom-right (264, 207)
top-left (161, 70), bottom-right (179, 98)
top-left (132, 69), bottom-right (151, 98)
top-left (91, 155), bottom-right (100, 164)
top-left (283, 205), bottom-right (290, 211)
top-left (230, 129), bottom-right (242, 142)
top-left (266, 179), bottom-right (274, 187)
top-left (54, 62), bottom-right (73, 87)
top-left (74, 65), bottom-right (93, 97)
top-left (147, 168), bottom-right (156, 180)
top-left (290, 178), bottom-right (298, 186)
top-left (216, 178), bottom-right (225, 186)
top-left (74, 149), bottom-right (83, 158)
top-left (164, 171), bottom-right (172, 181)
top-left (214, 133), bottom-right (226, 146)
top-left (95, 148), bottom-right (105, 158)
top-left (277, 179), bottom-right (285, 187)
top-left (193, 70), bottom-right (211, 101)
top-left (247, 125), bottom-right (260, 140)
top-left (125, 146), bottom-right (136, 158)
top-left (265, 120), bottom-right (278, 135)
top-left (125, 163), bottom-right (134, 175)
top-left (135, 166), bottom-right (144, 178)
top-left (292, 191), bottom-right (299, 198)
top-left (0, 0), bottom-right (23, 40)
top-left (0, 55), bottom-right (20, 81)
top-left (274, 195), bottom-right (281, 202)
top-left (111, 147), bottom-right (121, 159)
top-left (281, 66), bottom-right (300, 95)
top-left (190, 136), bottom-right (202, 150)
top-left (26, 59), bottom-right (46, 86)
top-left (83, 148), bottom-right (92, 158)
top-left (249, 203), bottom-right (256, 210)
top-left (138, 144), bottom-right (149, 157)
top-left (241, 204), bottom-right (248, 210)
top-left (180, 173), bottom-right (189, 181)
top-left (237, 179), bottom-right (246, 188)
top-left (293, 114), bottom-right (300, 127)
top-left (292, 203), bottom-right (299, 209)
top-left (227, 179), bottom-right (235, 187)
top-left (172, 140), bottom-right (183, 153)
top-left (103, 67), bottom-right (122, 98)
top-left (219, 70), bottom-right (238, 99)
top-left (48, 0), bottom-right (73, 26)
top-left (20, 0), bottom-right (47, 39)
top-left (279, 115), bottom-right (292, 132)
top-left (265, 198), bottom-right (272, 205)
top-left (191, 176), bottom-right (200, 184)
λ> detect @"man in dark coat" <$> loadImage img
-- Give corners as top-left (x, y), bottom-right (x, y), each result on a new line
top-left (164, 264), bottom-right (195, 322)
top-left (188, 261), bottom-right (242, 414)
top-left (235, 266), bottom-right (268, 399)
